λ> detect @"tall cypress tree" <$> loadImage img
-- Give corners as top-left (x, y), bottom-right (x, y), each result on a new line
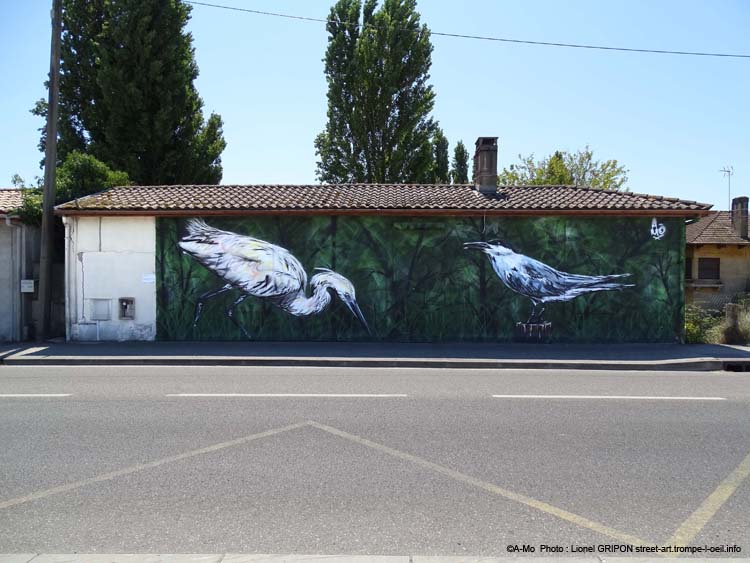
top-left (451, 140), bottom-right (469, 184)
top-left (32, 0), bottom-right (106, 161)
top-left (34, 0), bottom-right (226, 185)
top-left (433, 128), bottom-right (449, 183)
top-left (315, 0), bottom-right (437, 184)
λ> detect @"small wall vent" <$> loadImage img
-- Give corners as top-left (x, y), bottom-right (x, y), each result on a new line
top-left (89, 299), bottom-right (111, 321)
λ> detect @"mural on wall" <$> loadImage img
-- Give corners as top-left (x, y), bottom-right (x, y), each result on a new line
top-left (156, 215), bottom-right (684, 342)
top-left (463, 240), bottom-right (634, 323)
top-left (177, 219), bottom-right (370, 338)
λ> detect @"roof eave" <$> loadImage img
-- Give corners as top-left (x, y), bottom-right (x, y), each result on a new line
top-left (54, 207), bottom-right (712, 218)
top-left (687, 240), bottom-right (750, 246)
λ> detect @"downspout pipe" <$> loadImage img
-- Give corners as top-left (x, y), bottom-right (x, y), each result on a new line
top-left (62, 216), bottom-right (72, 342)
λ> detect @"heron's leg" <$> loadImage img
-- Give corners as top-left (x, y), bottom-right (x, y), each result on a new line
top-left (526, 301), bottom-right (538, 324)
top-left (193, 283), bottom-right (233, 328)
top-left (226, 293), bottom-right (253, 340)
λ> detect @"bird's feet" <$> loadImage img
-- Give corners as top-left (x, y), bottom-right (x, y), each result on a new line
top-left (526, 304), bottom-right (545, 324)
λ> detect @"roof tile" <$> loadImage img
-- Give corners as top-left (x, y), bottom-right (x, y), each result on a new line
top-left (686, 211), bottom-right (749, 244)
top-left (55, 184), bottom-right (712, 215)
top-left (0, 188), bottom-right (24, 214)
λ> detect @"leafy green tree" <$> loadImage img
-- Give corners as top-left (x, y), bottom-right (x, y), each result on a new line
top-left (33, 0), bottom-right (226, 185)
top-left (14, 152), bottom-right (130, 226)
top-left (15, 191), bottom-right (44, 227)
top-left (31, 0), bottom-right (106, 162)
top-left (10, 174), bottom-right (35, 189)
top-left (433, 128), bottom-right (449, 183)
top-left (315, 0), bottom-right (437, 184)
top-left (542, 151), bottom-right (574, 185)
top-left (8, 175), bottom-right (41, 226)
top-left (56, 151), bottom-right (130, 203)
top-left (499, 147), bottom-right (628, 190)
top-left (564, 147), bottom-right (629, 191)
top-left (451, 140), bottom-right (469, 184)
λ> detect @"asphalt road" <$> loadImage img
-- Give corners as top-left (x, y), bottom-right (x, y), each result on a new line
top-left (0, 365), bottom-right (749, 557)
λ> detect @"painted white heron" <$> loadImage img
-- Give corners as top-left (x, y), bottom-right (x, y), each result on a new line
top-left (178, 218), bottom-right (370, 338)
top-left (464, 240), bottom-right (634, 323)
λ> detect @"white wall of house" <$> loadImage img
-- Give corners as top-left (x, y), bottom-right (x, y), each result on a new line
top-left (64, 216), bottom-right (156, 341)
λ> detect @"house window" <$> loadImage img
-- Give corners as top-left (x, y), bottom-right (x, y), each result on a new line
top-left (685, 257), bottom-right (692, 280)
top-left (697, 258), bottom-right (720, 280)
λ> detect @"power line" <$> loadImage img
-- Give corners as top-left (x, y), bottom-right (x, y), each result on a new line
top-left (184, 0), bottom-right (750, 59)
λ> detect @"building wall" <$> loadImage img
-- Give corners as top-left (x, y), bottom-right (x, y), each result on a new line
top-left (64, 216), bottom-right (156, 341)
top-left (156, 215), bottom-right (685, 343)
top-left (0, 222), bottom-right (18, 341)
top-left (0, 220), bottom-right (39, 342)
top-left (686, 244), bottom-right (750, 309)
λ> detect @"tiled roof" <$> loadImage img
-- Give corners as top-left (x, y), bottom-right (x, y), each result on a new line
top-left (686, 211), bottom-right (749, 245)
top-left (55, 184), bottom-right (712, 215)
top-left (0, 188), bottom-right (24, 214)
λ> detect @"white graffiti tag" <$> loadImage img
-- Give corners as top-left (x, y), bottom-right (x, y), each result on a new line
top-left (651, 218), bottom-right (666, 240)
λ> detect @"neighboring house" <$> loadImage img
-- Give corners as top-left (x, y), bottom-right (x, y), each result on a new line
top-left (0, 189), bottom-right (39, 341)
top-left (686, 196), bottom-right (750, 309)
top-left (55, 138), bottom-right (711, 343)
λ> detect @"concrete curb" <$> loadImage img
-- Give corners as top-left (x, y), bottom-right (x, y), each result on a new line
top-left (2, 353), bottom-right (746, 371)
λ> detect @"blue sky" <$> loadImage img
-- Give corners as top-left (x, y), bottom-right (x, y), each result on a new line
top-left (1, 0), bottom-right (748, 210)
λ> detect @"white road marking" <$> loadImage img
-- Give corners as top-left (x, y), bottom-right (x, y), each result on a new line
top-left (308, 421), bottom-right (650, 546)
top-left (0, 421), bottom-right (307, 511)
top-left (0, 394), bottom-right (71, 398)
top-left (492, 394), bottom-right (727, 401)
top-left (6, 346), bottom-right (48, 358)
top-left (665, 448), bottom-right (750, 548)
top-left (166, 393), bottom-right (408, 398)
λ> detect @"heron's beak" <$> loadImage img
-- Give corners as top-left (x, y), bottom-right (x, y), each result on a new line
top-left (463, 241), bottom-right (490, 251)
top-left (342, 295), bottom-right (371, 335)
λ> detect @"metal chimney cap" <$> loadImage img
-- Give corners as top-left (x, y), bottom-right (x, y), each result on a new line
top-left (475, 137), bottom-right (498, 147)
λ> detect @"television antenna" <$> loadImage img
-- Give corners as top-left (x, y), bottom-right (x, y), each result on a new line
top-left (720, 166), bottom-right (734, 209)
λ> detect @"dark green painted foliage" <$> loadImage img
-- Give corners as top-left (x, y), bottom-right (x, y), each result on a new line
top-left (157, 216), bottom-right (684, 342)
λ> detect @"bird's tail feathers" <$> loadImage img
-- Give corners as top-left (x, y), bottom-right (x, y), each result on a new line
top-left (178, 219), bottom-right (227, 256)
top-left (181, 218), bottom-right (233, 244)
top-left (184, 218), bottom-right (215, 237)
top-left (595, 272), bottom-right (631, 282)
top-left (563, 282), bottom-right (634, 300)
top-left (569, 272), bottom-right (632, 287)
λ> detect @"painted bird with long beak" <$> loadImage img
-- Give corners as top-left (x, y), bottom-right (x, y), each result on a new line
top-left (178, 219), bottom-right (370, 338)
top-left (464, 240), bottom-right (634, 323)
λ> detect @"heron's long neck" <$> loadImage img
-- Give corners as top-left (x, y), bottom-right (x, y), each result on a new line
top-left (280, 283), bottom-right (332, 317)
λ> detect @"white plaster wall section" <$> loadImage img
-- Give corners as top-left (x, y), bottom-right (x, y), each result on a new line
top-left (74, 215), bottom-right (103, 252)
top-left (100, 215), bottom-right (154, 252)
top-left (68, 216), bottom-right (156, 341)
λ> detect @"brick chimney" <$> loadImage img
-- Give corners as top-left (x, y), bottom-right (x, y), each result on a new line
top-left (731, 196), bottom-right (748, 239)
top-left (474, 137), bottom-right (498, 194)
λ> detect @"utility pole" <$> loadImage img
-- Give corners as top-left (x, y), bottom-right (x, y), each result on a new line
top-left (38, 0), bottom-right (63, 342)
top-left (720, 166), bottom-right (734, 210)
